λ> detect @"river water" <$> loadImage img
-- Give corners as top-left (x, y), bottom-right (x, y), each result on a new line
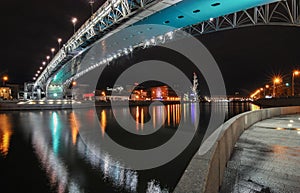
top-left (0, 102), bottom-right (258, 193)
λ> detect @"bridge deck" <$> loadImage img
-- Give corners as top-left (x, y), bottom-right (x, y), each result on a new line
top-left (220, 114), bottom-right (300, 193)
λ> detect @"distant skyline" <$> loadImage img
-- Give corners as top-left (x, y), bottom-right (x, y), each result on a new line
top-left (1, 1), bottom-right (300, 96)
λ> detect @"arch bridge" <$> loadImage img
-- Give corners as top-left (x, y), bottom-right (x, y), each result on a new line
top-left (32, 0), bottom-right (300, 99)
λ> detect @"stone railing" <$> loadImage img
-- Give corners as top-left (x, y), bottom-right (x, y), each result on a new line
top-left (174, 106), bottom-right (300, 193)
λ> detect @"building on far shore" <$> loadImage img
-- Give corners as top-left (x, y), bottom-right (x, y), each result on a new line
top-left (0, 87), bottom-right (12, 100)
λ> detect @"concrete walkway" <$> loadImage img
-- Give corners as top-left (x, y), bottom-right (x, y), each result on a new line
top-left (220, 114), bottom-right (300, 193)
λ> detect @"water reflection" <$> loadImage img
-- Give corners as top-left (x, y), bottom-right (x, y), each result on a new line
top-left (130, 104), bottom-right (183, 130)
top-left (100, 110), bottom-right (107, 137)
top-left (0, 102), bottom-right (254, 193)
top-left (0, 114), bottom-right (12, 157)
top-left (51, 112), bottom-right (61, 154)
top-left (70, 112), bottom-right (79, 145)
top-left (250, 104), bottom-right (260, 111)
top-left (22, 111), bottom-right (140, 193)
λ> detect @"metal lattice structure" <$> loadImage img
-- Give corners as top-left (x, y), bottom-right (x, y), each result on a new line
top-left (35, 0), bottom-right (181, 90)
top-left (185, 0), bottom-right (300, 35)
top-left (33, 0), bottom-right (300, 98)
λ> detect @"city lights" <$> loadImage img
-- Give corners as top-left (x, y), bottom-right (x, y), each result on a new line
top-left (273, 76), bottom-right (282, 97)
top-left (2, 75), bottom-right (8, 86)
top-left (292, 70), bottom-right (300, 96)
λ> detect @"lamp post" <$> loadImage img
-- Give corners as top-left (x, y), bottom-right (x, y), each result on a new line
top-left (265, 84), bottom-right (270, 96)
top-left (2, 75), bottom-right (8, 86)
top-left (51, 48), bottom-right (55, 58)
top-left (57, 38), bottom-right (62, 49)
top-left (72, 17), bottom-right (78, 34)
top-left (292, 70), bottom-right (299, 96)
top-left (89, 0), bottom-right (95, 14)
top-left (46, 56), bottom-right (50, 64)
top-left (260, 88), bottom-right (263, 98)
top-left (273, 77), bottom-right (281, 97)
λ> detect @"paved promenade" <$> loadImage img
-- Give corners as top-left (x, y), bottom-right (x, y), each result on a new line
top-left (220, 114), bottom-right (300, 193)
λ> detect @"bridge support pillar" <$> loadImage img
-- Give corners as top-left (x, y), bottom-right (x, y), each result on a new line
top-left (46, 84), bottom-right (64, 99)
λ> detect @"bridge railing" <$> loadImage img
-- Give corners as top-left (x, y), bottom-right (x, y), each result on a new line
top-left (36, 0), bottom-right (300, 92)
top-left (35, 0), bottom-right (160, 89)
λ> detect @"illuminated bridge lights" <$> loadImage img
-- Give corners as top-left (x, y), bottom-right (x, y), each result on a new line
top-left (211, 2), bottom-right (221, 7)
top-left (34, 0), bottom-right (293, 98)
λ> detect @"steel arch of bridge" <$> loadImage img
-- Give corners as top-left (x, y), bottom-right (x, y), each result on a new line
top-left (36, 0), bottom-right (174, 90)
top-left (185, 0), bottom-right (300, 35)
top-left (33, 0), bottom-right (300, 98)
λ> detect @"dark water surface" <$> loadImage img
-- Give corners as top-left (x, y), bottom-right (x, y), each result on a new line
top-left (0, 102), bottom-right (258, 193)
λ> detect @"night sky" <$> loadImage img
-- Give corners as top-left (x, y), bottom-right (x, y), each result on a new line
top-left (1, 0), bottom-right (300, 96)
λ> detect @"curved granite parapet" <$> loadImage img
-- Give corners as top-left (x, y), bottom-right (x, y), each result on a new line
top-left (174, 106), bottom-right (300, 193)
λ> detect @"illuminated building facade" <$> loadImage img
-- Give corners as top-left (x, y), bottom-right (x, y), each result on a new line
top-left (0, 87), bottom-right (12, 100)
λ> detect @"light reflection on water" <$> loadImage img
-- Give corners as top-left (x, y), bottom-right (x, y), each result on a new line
top-left (69, 112), bottom-right (79, 145)
top-left (100, 110), bottom-right (107, 136)
top-left (0, 114), bottom-right (13, 157)
top-left (0, 102), bottom-right (255, 193)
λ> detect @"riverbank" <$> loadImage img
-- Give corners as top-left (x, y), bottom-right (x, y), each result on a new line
top-left (0, 100), bottom-right (182, 111)
top-left (253, 96), bottom-right (300, 108)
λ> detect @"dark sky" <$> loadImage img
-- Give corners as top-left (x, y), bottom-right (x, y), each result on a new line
top-left (1, 1), bottom-right (300, 96)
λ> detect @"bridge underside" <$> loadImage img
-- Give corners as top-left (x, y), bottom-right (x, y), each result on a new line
top-left (36, 0), bottom-right (299, 99)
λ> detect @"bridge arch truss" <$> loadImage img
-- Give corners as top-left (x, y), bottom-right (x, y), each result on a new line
top-left (32, 0), bottom-right (300, 99)
top-left (185, 0), bottom-right (300, 35)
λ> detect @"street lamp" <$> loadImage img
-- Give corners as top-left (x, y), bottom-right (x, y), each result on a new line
top-left (57, 38), bottom-right (62, 49)
top-left (46, 56), bottom-right (50, 64)
top-left (72, 17), bottom-right (78, 34)
top-left (89, 0), bottom-right (95, 14)
top-left (292, 70), bottom-right (300, 96)
top-left (42, 61), bottom-right (46, 66)
top-left (273, 77), bottom-right (281, 97)
top-left (2, 75), bottom-right (8, 86)
top-left (265, 84), bottom-right (270, 96)
top-left (51, 48), bottom-right (55, 58)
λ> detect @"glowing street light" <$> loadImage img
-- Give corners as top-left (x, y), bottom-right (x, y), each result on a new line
top-left (292, 70), bottom-right (300, 96)
top-left (42, 61), bottom-right (46, 66)
top-left (89, 0), bottom-right (95, 14)
top-left (273, 76), bottom-right (282, 97)
top-left (2, 75), bottom-right (8, 86)
top-left (57, 38), bottom-right (62, 49)
top-left (51, 48), bottom-right (55, 58)
top-left (46, 55), bottom-right (50, 64)
top-left (265, 84), bottom-right (270, 96)
top-left (72, 17), bottom-right (78, 34)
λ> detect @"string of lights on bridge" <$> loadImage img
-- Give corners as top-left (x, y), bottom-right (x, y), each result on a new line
top-left (64, 30), bottom-right (177, 87)
top-left (32, 0), bottom-right (95, 81)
